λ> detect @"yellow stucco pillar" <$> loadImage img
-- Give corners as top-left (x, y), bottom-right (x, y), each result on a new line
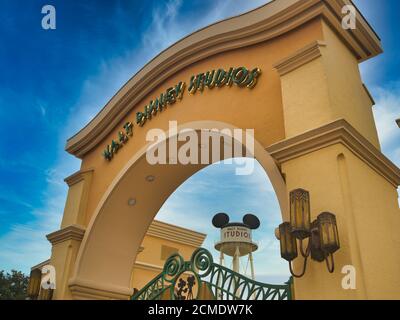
top-left (46, 169), bottom-right (93, 299)
top-left (268, 23), bottom-right (400, 299)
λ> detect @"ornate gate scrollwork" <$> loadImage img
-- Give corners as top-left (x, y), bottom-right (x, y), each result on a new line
top-left (132, 248), bottom-right (293, 300)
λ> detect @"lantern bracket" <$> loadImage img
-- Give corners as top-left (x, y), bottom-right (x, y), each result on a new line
top-left (276, 189), bottom-right (340, 278)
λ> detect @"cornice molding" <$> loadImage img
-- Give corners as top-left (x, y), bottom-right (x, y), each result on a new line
top-left (65, 0), bottom-right (382, 159)
top-left (64, 168), bottom-right (94, 187)
top-left (362, 83), bottom-right (375, 106)
top-left (31, 259), bottom-right (51, 271)
top-left (133, 261), bottom-right (163, 273)
top-left (47, 225), bottom-right (86, 246)
top-left (273, 40), bottom-right (326, 75)
top-left (47, 220), bottom-right (204, 249)
top-left (147, 220), bottom-right (206, 247)
top-left (323, 0), bottom-right (382, 56)
top-left (267, 119), bottom-right (400, 187)
top-left (69, 278), bottom-right (132, 300)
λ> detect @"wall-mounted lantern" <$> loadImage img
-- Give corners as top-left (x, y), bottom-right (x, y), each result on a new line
top-left (275, 189), bottom-right (340, 278)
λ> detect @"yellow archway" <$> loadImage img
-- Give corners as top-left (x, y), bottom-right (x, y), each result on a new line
top-left (69, 121), bottom-right (288, 299)
top-left (45, 0), bottom-right (400, 300)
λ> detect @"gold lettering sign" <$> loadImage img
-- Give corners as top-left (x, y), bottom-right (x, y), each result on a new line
top-left (102, 122), bottom-right (133, 161)
top-left (188, 67), bottom-right (261, 94)
top-left (136, 81), bottom-right (186, 127)
top-left (102, 66), bottom-right (261, 160)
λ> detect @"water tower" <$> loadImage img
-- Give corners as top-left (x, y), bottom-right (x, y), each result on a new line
top-left (213, 213), bottom-right (260, 280)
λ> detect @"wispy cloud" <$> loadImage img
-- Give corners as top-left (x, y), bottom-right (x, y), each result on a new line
top-left (65, 0), bottom-right (269, 137)
top-left (142, 0), bottom-right (184, 53)
top-left (0, 0), bottom-right (272, 274)
top-left (156, 159), bottom-right (289, 283)
top-left (0, 184), bottom-right (66, 272)
top-left (371, 82), bottom-right (400, 166)
top-left (0, 140), bottom-right (76, 272)
top-left (3, 0), bottom-right (396, 285)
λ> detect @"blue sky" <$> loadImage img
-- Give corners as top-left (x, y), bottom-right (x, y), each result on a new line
top-left (0, 0), bottom-right (399, 284)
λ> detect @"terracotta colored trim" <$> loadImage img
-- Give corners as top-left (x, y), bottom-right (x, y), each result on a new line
top-left (65, 0), bottom-right (382, 159)
top-left (267, 119), bottom-right (400, 187)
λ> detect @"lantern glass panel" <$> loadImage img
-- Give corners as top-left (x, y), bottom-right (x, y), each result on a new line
top-left (318, 212), bottom-right (340, 254)
top-left (279, 222), bottom-right (298, 261)
top-left (310, 220), bottom-right (327, 262)
top-left (289, 189), bottom-right (311, 239)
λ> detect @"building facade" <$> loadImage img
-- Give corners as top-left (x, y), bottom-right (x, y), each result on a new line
top-left (29, 220), bottom-right (205, 299)
top-left (34, 0), bottom-right (400, 299)
top-left (130, 220), bottom-right (206, 292)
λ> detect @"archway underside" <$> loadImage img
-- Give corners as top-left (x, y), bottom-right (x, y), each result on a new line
top-left (70, 122), bottom-right (288, 299)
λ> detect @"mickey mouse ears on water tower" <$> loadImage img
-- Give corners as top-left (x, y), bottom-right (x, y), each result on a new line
top-left (212, 212), bottom-right (230, 228)
top-left (212, 212), bottom-right (260, 229)
top-left (243, 214), bottom-right (260, 229)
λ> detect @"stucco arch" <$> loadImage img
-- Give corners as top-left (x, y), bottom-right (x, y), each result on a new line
top-left (69, 120), bottom-right (288, 299)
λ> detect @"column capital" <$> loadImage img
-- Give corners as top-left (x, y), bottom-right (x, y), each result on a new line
top-left (47, 225), bottom-right (86, 246)
top-left (267, 118), bottom-right (400, 187)
top-left (273, 40), bottom-right (326, 76)
top-left (64, 168), bottom-right (94, 187)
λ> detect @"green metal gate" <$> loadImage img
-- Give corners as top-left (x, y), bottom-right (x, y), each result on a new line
top-left (132, 248), bottom-right (293, 300)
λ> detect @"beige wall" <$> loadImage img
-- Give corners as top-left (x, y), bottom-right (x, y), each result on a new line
top-left (320, 21), bottom-right (380, 149)
top-left (282, 145), bottom-right (400, 299)
top-left (279, 21), bottom-right (380, 148)
top-left (78, 19), bottom-right (324, 228)
top-left (274, 19), bottom-right (400, 298)
top-left (53, 17), bottom-right (323, 300)
top-left (131, 234), bottom-right (202, 291)
top-left (50, 239), bottom-right (82, 300)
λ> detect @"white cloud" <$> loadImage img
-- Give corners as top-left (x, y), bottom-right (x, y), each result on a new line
top-left (1, 0), bottom-right (286, 279)
top-left (37, 102), bottom-right (46, 117)
top-left (65, 0), bottom-right (270, 136)
top-left (0, 154), bottom-right (76, 272)
top-left (156, 159), bottom-right (289, 282)
top-left (0, 188), bottom-right (66, 272)
top-left (371, 82), bottom-right (400, 166)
